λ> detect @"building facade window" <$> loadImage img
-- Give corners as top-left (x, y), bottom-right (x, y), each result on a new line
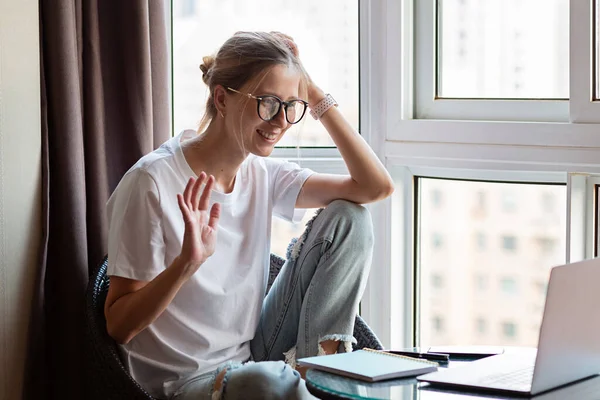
top-left (502, 322), bottom-right (518, 339)
top-left (501, 235), bottom-right (517, 252)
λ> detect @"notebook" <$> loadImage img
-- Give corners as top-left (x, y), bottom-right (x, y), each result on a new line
top-left (297, 348), bottom-right (438, 382)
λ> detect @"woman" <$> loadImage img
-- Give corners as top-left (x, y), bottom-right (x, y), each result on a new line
top-left (105, 31), bottom-right (394, 400)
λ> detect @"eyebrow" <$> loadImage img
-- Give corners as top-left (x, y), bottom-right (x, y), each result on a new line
top-left (255, 89), bottom-right (302, 101)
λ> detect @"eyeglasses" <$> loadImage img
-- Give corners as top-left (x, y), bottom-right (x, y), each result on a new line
top-left (226, 87), bottom-right (308, 125)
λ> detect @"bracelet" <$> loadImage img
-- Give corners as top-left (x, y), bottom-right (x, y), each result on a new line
top-left (309, 94), bottom-right (338, 120)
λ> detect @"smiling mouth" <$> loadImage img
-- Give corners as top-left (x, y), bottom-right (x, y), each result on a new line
top-left (257, 129), bottom-right (279, 141)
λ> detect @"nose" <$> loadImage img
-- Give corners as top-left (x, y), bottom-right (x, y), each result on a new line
top-left (269, 105), bottom-right (289, 129)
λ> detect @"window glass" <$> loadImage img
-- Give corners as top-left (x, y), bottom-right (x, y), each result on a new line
top-left (502, 322), bottom-right (518, 339)
top-left (271, 209), bottom-right (320, 260)
top-left (418, 178), bottom-right (566, 346)
top-left (432, 274), bottom-right (444, 289)
top-left (476, 318), bottom-right (487, 334)
top-left (475, 232), bottom-right (486, 251)
top-left (500, 277), bottom-right (518, 295)
top-left (172, 0), bottom-right (358, 147)
top-left (437, 0), bottom-right (569, 99)
top-left (596, 0), bottom-right (600, 99)
top-left (501, 235), bottom-right (517, 252)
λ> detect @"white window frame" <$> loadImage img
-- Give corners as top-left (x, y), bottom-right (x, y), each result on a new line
top-left (586, 176), bottom-right (600, 258)
top-left (359, 0), bottom-right (600, 349)
top-left (414, 0), bottom-right (569, 123)
top-left (596, 0), bottom-right (600, 101)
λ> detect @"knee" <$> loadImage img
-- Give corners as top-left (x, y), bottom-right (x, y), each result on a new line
top-left (222, 361), bottom-right (303, 400)
top-left (322, 200), bottom-right (373, 244)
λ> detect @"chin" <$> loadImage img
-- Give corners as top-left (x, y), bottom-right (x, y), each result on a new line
top-left (250, 146), bottom-right (275, 158)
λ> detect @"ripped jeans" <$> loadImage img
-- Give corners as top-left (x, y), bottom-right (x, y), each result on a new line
top-left (171, 200), bottom-right (374, 400)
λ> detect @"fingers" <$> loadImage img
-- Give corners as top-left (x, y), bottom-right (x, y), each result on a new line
top-left (191, 172), bottom-right (207, 210)
top-left (207, 202), bottom-right (221, 230)
top-left (270, 31), bottom-right (299, 57)
top-left (183, 177), bottom-right (195, 205)
top-left (271, 31), bottom-right (294, 42)
top-left (198, 175), bottom-right (215, 211)
top-left (177, 193), bottom-right (191, 223)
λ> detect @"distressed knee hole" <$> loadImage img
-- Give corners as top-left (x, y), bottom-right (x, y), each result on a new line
top-left (319, 334), bottom-right (357, 355)
top-left (283, 345), bottom-right (298, 369)
top-left (283, 335), bottom-right (357, 370)
top-left (211, 361), bottom-right (247, 400)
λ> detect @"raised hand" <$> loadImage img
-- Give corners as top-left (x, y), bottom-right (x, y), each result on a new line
top-left (177, 172), bottom-right (221, 272)
top-left (270, 31), bottom-right (299, 57)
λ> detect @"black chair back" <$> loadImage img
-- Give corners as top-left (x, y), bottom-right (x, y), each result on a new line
top-left (85, 256), bottom-right (155, 399)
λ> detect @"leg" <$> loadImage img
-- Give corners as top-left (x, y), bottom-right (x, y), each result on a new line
top-left (172, 361), bottom-right (317, 400)
top-left (251, 200), bottom-right (374, 366)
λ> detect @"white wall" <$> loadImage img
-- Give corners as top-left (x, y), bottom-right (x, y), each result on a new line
top-left (0, 0), bottom-right (41, 399)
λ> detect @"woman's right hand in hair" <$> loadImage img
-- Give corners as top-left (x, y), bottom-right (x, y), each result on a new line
top-left (177, 173), bottom-right (221, 274)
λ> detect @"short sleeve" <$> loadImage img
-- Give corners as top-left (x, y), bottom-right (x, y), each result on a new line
top-left (266, 159), bottom-right (315, 223)
top-left (107, 169), bottom-right (166, 281)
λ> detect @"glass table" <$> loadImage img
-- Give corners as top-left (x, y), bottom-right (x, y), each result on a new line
top-left (304, 349), bottom-right (600, 400)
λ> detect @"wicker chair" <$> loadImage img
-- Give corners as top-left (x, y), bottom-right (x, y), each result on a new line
top-left (85, 255), bottom-right (383, 400)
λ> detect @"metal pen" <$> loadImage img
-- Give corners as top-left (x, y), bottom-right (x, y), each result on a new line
top-left (384, 350), bottom-right (450, 362)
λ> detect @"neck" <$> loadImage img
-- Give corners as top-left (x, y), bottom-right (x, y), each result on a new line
top-left (182, 120), bottom-right (248, 193)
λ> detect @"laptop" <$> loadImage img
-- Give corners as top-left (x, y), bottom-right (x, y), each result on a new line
top-left (417, 257), bottom-right (600, 396)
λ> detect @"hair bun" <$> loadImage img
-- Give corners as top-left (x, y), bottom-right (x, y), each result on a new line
top-left (199, 56), bottom-right (215, 83)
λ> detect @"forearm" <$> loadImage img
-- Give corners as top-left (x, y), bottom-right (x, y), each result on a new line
top-left (106, 256), bottom-right (196, 344)
top-left (310, 89), bottom-right (394, 198)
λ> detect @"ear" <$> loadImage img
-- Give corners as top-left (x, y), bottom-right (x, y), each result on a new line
top-left (213, 85), bottom-right (228, 116)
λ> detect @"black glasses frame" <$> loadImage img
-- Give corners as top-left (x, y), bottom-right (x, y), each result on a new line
top-left (227, 87), bottom-right (308, 125)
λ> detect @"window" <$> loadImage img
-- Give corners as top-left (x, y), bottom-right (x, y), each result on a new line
top-left (432, 316), bottom-right (445, 334)
top-left (475, 232), bottom-right (486, 251)
top-left (536, 237), bottom-right (556, 254)
top-left (375, 0), bottom-right (599, 351)
top-left (476, 318), bottom-right (487, 335)
top-left (432, 274), bottom-right (444, 289)
top-left (431, 189), bottom-right (443, 208)
top-left (501, 235), bottom-right (517, 252)
top-left (475, 191), bottom-right (486, 213)
top-left (432, 233), bottom-right (444, 248)
top-left (501, 191), bottom-right (517, 213)
top-left (500, 277), bottom-right (518, 295)
top-left (437, 0), bottom-right (569, 99)
top-left (172, 0), bottom-right (358, 147)
top-left (502, 322), bottom-right (518, 339)
top-left (414, 0), bottom-right (571, 121)
top-left (417, 178), bottom-right (566, 347)
top-left (596, 0), bottom-right (600, 99)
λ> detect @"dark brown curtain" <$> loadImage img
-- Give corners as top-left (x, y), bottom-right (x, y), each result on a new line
top-left (25, 1), bottom-right (170, 398)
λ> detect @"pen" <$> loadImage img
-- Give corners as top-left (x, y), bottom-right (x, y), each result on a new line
top-left (384, 350), bottom-right (450, 362)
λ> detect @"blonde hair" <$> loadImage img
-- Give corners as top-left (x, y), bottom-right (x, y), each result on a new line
top-left (198, 31), bottom-right (309, 134)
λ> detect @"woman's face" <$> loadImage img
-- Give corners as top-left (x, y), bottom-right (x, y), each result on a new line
top-left (227, 64), bottom-right (304, 157)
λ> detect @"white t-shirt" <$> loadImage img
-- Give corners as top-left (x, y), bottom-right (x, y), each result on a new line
top-left (106, 130), bottom-right (314, 398)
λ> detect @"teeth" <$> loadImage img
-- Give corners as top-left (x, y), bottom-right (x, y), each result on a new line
top-left (258, 129), bottom-right (278, 140)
